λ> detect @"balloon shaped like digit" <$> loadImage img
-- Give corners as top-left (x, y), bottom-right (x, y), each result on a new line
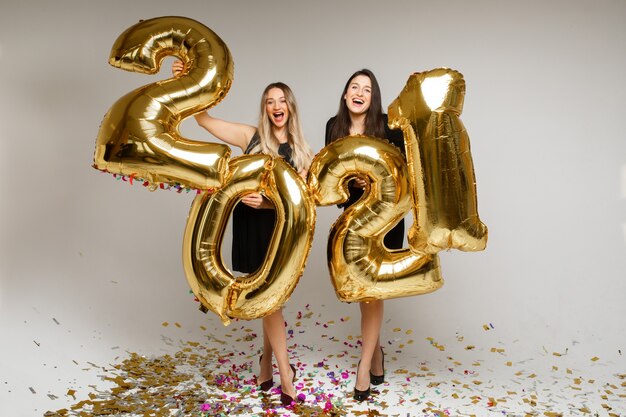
top-left (94, 16), bottom-right (233, 190)
top-left (183, 155), bottom-right (316, 324)
top-left (308, 136), bottom-right (442, 303)
top-left (388, 68), bottom-right (488, 253)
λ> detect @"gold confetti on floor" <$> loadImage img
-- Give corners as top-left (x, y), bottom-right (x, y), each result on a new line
top-left (34, 304), bottom-right (626, 417)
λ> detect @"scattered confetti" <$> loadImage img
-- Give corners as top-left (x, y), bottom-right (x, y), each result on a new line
top-left (98, 171), bottom-right (206, 194)
top-left (37, 305), bottom-right (625, 417)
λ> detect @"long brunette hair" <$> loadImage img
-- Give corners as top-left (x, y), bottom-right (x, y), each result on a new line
top-left (328, 69), bottom-right (385, 141)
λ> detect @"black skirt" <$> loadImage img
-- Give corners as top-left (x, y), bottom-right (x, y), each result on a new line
top-left (231, 202), bottom-right (276, 273)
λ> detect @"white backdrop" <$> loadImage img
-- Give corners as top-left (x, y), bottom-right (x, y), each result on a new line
top-left (1, 1), bottom-right (625, 416)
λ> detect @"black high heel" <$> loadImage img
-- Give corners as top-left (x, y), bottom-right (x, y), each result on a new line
top-left (353, 361), bottom-right (370, 402)
top-left (258, 354), bottom-right (273, 392)
top-left (370, 346), bottom-right (385, 385)
top-left (280, 364), bottom-right (301, 406)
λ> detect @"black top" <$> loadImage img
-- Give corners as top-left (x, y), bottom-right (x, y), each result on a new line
top-left (324, 114), bottom-right (406, 250)
top-left (231, 132), bottom-right (295, 273)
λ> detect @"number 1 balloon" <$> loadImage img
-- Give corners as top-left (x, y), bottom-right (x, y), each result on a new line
top-left (388, 68), bottom-right (488, 254)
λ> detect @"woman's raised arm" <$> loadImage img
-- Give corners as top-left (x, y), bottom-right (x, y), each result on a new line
top-left (172, 60), bottom-right (256, 151)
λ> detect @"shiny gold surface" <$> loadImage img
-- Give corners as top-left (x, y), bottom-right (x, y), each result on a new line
top-left (94, 16), bottom-right (233, 190)
top-left (96, 27), bottom-right (487, 320)
top-left (309, 136), bottom-right (442, 302)
top-left (388, 68), bottom-right (488, 253)
top-left (183, 155), bottom-right (316, 324)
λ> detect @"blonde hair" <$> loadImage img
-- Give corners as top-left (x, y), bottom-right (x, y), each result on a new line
top-left (251, 82), bottom-right (313, 173)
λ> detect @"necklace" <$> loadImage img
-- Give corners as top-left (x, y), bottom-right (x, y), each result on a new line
top-left (349, 119), bottom-right (365, 136)
top-left (274, 130), bottom-right (288, 143)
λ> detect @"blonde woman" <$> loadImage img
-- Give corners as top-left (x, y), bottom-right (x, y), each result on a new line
top-left (173, 61), bottom-right (313, 406)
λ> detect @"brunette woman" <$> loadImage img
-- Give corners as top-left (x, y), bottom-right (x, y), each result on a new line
top-left (325, 69), bottom-right (405, 402)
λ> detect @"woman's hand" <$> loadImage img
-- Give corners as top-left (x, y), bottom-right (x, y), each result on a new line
top-left (171, 60), bottom-right (184, 77)
top-left (352, 177), bottom-right (368, 188)
top-left (241, 192), bottom-right (271, 209)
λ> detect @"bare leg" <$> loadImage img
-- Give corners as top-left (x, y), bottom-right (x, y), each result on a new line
top-left (263, 309), bottom-right (296, 398)
top-left (371, 334), bottom-right (383, 376)
top-left (356, 300), bottom-right (384, 391)
top-left (258, 325), bottom-right (273, 383)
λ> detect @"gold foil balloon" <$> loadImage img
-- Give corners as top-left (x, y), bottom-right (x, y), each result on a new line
top-left (388, 68), bottom-right (488, 253)
top-left (94, 16), bottom-right (233, 190)
top-left (183, 155), bottom-right (316, 324)
top-left (308, 136), bottom-right (442, 303)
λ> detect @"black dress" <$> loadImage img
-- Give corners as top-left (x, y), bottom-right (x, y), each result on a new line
top-left (324, 115), bottom-right (406, 250)
top-left (231, 133), bottom-right (295, 273)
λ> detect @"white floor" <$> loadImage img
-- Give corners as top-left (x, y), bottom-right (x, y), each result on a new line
top-left (3, 301), bottom-right (624, 417)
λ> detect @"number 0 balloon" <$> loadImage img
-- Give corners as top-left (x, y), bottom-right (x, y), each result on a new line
top-left (183, 155), bottom-right (316, 325)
